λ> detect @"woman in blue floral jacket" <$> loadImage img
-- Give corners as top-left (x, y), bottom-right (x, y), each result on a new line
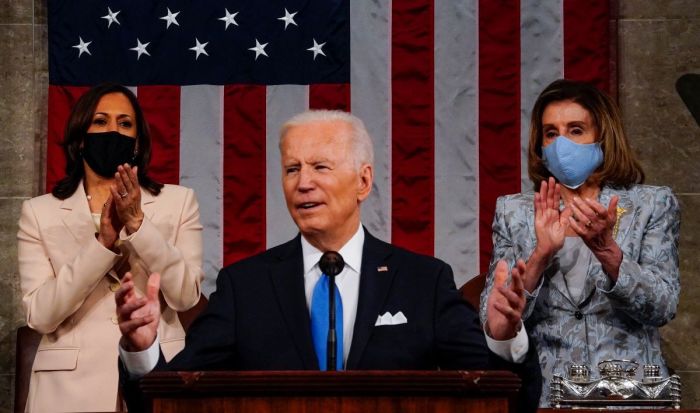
top-left (479, 79), bottom-right (680, 406)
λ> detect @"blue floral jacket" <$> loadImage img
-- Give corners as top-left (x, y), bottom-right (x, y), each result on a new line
top-left (479, 185), bottom-right (680, 406)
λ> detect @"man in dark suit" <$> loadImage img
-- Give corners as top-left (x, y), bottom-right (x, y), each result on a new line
top-left (116, 110), bottom-right (540, 410)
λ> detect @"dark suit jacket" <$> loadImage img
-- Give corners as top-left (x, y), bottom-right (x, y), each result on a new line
top-left (123, 229), bottom-right (541, 411)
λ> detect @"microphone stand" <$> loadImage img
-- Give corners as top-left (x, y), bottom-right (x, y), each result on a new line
top-left (327, 273), bottom-right (337, 371)
top-left (319, 251), bottom-right (344, 371)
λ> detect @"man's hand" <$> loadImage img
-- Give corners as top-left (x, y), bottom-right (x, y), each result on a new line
top-left (485, 260), bottom-right (526, 340)
top-left (116, 272), bottom-right (160, 352)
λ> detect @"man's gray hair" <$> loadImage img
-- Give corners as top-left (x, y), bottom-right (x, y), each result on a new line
top-left (279, 110), bottom-right (374, 168)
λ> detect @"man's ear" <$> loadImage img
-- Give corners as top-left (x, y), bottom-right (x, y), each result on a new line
top-left (357, 163), bottom-right (373, 202)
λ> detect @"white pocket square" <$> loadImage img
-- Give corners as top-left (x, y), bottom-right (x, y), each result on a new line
top-left (374, 311), bottom-right (408, 326)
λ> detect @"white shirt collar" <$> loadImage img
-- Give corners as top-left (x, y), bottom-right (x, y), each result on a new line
top-left (301, 223), bottom-right (364, 276)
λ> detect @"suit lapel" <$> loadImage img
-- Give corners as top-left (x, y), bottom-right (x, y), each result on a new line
top-left (140, 188), bottom-right (156, 222)
top-left (268, 235), bottom-right (318, 369)
top-left (346, 229), bottom-right (396, 369)
top-left (63, 185), bottom-right (156, 242)
top-left (525, 199), bottom-right (537, 250)
top-left (579, 187), bottom-right (637, 305)
top-left (600, 187), bottom-right (636, 246)
top-left (61, 183), bottom-right (97, 244)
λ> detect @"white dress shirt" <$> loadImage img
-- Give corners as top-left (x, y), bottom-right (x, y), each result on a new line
top-left (302, 223), bottom-right (363, 366)
top-left (485, 323), bottom-right (529, 363)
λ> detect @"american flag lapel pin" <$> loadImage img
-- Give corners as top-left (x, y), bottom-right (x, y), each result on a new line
top-left (377, 265), bottom-right (388, 272)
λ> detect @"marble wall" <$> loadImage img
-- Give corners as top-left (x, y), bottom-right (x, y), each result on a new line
top-left (618, 0), bottom-right (700, 407)
top-left (0, 0), bottom-right (46, 411)
top-left (0, 0), bottom-right (698, 411)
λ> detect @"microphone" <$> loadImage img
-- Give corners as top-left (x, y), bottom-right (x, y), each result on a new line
top-left (319, 251), bottom-right (344, 277)
top-left (676, 73), bottom-right (700, 129)
top-left (319, 251), bottom-right (345, 371)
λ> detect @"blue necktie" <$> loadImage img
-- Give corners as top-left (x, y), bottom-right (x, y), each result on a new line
top-left (310, 274), bottom-right (343, 370)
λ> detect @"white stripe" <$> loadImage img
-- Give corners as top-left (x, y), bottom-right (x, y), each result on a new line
top-left (475, 0), bottom-right (481, 276)
top-left (265, 85), bottom-right (310, 248)
top-left (350, 0), bottom-right (392, 243)
top-left (520, 0), bottom-right (564, 192)
top-left (434, 0), bottom-right (480, 287)
top-left (179, 85), bottom-right (223, 297)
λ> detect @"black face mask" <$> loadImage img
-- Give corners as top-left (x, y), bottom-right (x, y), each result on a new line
top-left (82, 131), bottom-right (136, 178)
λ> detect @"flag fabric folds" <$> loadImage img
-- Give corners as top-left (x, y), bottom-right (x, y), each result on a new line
top-left (47, 0), bottom-right (612, 295)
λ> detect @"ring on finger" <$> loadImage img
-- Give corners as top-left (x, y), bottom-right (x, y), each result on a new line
top-left (585, 220), bottom-right (593, 228)
top-left (119, 191), bottom-right (128, 198)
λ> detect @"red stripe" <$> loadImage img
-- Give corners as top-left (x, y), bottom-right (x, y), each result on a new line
top-left (309, 83), bottom-right (351, 112)
top-left (46, 85), bottom-right (90, 193)
top-left (223, 85), bottom-right (267, 266)
top-left (478, 0), bottom-right (521, 273)
top-left (608, 0), bottom-right (619, 99)
top-left (137, 86), bottom-right (181, 185)
top-left (391, 0), bottom-right (435, 256)
top-left (564, 0), bottom-right (611, 92)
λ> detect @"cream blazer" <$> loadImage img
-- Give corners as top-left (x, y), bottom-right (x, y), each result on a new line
top-left (17, 182), bottom-right (203, 412)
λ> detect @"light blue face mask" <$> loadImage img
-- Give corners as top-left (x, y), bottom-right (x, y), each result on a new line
top-left (542, 135), bottom-right (603, 189)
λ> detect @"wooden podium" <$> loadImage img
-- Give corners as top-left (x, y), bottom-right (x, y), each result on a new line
top-left (139, 370), bottom-right (520, 413)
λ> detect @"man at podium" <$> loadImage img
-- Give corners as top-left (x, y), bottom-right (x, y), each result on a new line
top-left (116, 110), bottom-right (540, 411)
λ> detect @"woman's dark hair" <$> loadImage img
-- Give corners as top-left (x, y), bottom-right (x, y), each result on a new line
top-left (51, 83), bottom-right (163, 199)
top-left (527, 79), bottom-right (645, 190)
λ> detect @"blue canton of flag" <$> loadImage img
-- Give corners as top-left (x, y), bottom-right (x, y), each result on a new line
top-left (49, 0), bottom-right (350, 85)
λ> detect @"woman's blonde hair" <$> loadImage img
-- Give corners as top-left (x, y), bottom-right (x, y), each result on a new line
top-left (527, 79), bottom-right (644, 190)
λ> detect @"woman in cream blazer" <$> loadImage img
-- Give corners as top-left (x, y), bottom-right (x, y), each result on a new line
top-left (17, 84), bottom-right (203, 412)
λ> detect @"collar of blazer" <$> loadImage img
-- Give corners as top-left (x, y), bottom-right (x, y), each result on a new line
top-left (538, 186), bottom-right (638, 309)
top-left (575, 187), bottom-right (637, 304)
top-left (347, 229), bottom-right (396, 369)
top-left (598, 186), bottom-right (635, 245)
top-left (60, 181), bottom-right (97, 243)
top-left (267, 227), bottom-right (397, 370)
top-left (267, 234), bottom-right (316, 368)
top-left (139, 187), bottom-right (157, 222)
top-left (60, 181), bottom-right (157, 243)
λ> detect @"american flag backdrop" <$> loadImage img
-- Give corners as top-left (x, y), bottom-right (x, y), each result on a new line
top-left (47, 0), bottom-right (614, 295)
